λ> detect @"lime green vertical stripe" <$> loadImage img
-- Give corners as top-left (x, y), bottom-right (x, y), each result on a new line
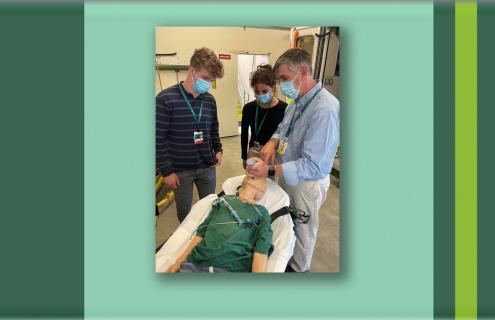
top-left (455, 1), bottom-right (477, 319)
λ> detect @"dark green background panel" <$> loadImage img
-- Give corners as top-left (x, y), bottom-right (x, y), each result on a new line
top-left (434, 3), bottom-right (455, 318)
top-left (478, 2), bottom-right (495, 319)
top-left (0, 4), bottom-right (84, 318)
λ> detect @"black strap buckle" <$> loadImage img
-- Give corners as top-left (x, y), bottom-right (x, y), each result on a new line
top-left (289, 207), bottom-right (309, 224)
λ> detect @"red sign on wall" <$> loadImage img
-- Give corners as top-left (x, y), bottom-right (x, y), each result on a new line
top-left (219, 54), bottom-right (231, 60)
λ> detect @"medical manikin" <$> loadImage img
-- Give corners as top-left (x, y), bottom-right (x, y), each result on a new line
top-left (167, 176), bottom-right (273, 273)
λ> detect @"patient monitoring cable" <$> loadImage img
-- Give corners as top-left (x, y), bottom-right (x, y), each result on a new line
top-left (219, 197), bottom-right (253, 225)
top-left (189, 196), bottom-right (262, 240)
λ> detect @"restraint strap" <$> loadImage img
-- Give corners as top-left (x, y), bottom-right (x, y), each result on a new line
top-left (155, 240), bottom-right (166, 253)
top-left (270, 206), bottom-right (290, 223)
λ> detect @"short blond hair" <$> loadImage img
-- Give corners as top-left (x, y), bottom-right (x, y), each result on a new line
top-left (190, 47), bottom-right (224, 78)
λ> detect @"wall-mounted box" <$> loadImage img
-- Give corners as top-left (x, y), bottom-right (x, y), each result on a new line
top-left (324, 75), bottom-right (339, 99)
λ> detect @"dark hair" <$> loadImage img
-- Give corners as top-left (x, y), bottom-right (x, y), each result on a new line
top-left (250, 64), bottom-right (276, 88)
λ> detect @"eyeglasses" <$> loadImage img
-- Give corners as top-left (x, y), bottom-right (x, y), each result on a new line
top-left (276, 72), bottom-right (299, 84)
top-left (193, 70), bottom-right (215, 83)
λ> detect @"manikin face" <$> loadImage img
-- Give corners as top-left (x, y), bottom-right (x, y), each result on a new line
top-left (239, 176), bottom-right (267, 201)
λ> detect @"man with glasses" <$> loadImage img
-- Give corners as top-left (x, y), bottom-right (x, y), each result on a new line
top-left (156, 47), bottom-right (224, 223)
top-left (247, 48), bottom-right (340, 272)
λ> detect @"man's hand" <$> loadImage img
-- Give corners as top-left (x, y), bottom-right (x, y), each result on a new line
top-left (242, 160), bottom-right (247, 170)
top-left (246, 157), bottom-right (269, 178)
top-left (164, 173), bottom-right (180, 189)
top-left (166, 259), bottom-right (184, 273)
top-left (211, 151), bottom-right (223, 168)
top-left (260, 139), bottom-right (278, 164)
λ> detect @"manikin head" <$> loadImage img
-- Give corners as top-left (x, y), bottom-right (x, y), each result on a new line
top-left (238, 176), bottom-right (267, 204)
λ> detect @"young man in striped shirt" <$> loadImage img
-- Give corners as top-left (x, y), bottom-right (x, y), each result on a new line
top-left (156, 47), bottom-right (224, 223)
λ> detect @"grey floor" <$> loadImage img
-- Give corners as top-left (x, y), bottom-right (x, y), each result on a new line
top-left (156, 135), bottom-right (340, 272)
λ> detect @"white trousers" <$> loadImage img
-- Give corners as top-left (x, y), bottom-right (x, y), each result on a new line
top-left (282, 175), bottom-right (330, 272)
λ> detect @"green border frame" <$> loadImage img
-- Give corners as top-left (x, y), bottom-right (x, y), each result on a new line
top-left (477, 2), bottom-right (495, 319)
top-left (85, 2), bottom-right (433, 319)
top-left (0, 3), bottom-right (84, 318)
top-left (3, 1), bottom-right (495, 318)
top-left (434, 2), bottom-right (455, 319)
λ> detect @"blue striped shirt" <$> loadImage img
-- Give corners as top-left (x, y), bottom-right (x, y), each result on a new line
top-left (156, 82), bottom-right (222, 176)
top-left (272, 82), bottom-right (340, 186)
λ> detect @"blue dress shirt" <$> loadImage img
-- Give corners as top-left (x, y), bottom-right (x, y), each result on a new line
top-left (272, 82), bottom-right (340, 186)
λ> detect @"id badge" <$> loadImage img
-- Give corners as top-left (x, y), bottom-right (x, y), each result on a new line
top-left (193, 131), bottom-right (204, 144)
top-left (277, 139), bottom-right (288, 155)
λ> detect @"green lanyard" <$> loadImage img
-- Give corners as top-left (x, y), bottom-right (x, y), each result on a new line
top-left (285, 87), bottom-right (323, 138)
top-left (179, 84), bottom-right (204, 128)
top-left (254, 105), bottom-right (269, 141)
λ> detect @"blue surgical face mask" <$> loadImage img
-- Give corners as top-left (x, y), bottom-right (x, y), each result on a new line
top-left (256, 91), bottom-right (273, 105)
top-left (279, 73), bottom-right (301, 99)
top-left (193, 72), bottom-right (212, 94)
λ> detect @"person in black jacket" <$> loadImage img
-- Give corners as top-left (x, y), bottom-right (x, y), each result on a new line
top-left (241, 65), bottom-right (287, 169)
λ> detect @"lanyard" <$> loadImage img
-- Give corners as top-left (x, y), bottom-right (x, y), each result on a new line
top-left (179, 84), bottom-right (204, 127)
top-left (284, 87), bottom-right (323, 138)
top-left (254, 105), bottom-right (269, 141)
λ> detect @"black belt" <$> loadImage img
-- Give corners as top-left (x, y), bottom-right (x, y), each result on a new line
top-left (218, 191), bottom-right (290, 224)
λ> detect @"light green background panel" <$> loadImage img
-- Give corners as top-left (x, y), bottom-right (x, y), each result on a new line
top-left (85, 2), bottom-right (433, 318)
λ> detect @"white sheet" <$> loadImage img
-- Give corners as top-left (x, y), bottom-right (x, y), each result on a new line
top-left (155, 175), bottom-right (295, 272)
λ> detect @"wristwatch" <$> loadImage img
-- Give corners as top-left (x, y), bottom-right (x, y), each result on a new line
top-left (268, 164), bottom-right (275, 177)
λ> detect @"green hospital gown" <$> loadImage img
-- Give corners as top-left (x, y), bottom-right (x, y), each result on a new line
top-left (187, 195), bottom-right (274, 272)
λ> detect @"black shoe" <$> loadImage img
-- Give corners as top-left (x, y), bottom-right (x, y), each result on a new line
top-left (285, 264), bottom-right (296, 273)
